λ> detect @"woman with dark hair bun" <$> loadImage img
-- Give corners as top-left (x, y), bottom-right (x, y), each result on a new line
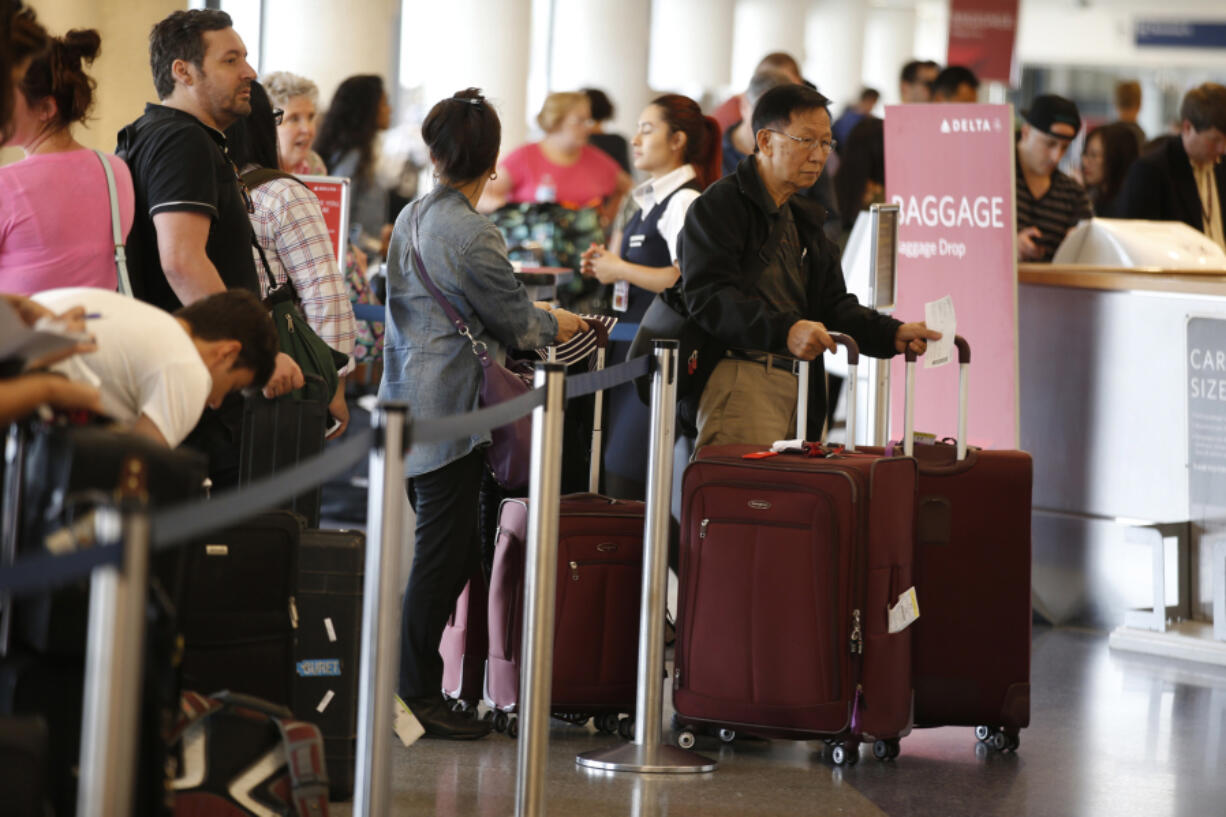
top-left (381, 88), bottom-right (588, 739)
top-left (1081, 122), bottom-right (1140, 216)
top-left (314, 74), bottom-right (393, 257)
top-left (579, 93), bottom-right (720, 497)
top-left (0, 23), bottom-right (134, 295)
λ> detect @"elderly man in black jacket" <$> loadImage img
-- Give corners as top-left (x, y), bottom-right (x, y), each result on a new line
top-left (1114, 83), bottom-right (1226, 251)
top-left (677, 83), bottom-right (938, 449)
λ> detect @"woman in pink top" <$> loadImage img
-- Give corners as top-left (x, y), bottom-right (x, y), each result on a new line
top-left (0, 26), bottom-right (134, 295)
top-left (481, 91), bottom-right (631, 225)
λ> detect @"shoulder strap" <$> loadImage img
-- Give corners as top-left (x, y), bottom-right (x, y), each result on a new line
top-left (407, 211), bottom-right (494, 368)
top-left (271, 716), bottom-right (331, 817)
top-left (93, 150), bottom-right (132, 297)
top-left (241, 166), bottom-right (305, 191)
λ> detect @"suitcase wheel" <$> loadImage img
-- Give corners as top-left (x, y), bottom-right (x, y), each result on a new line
top-left (977, 726), bottom-right (1020, 753)
top-left (494, 711), bottom-right (511, 733)
top-left (448, 698), bottom-right (477, 719)
top-left (831, 741), bottom-right (860, 766)
top-left (506, 715), bottom-right (519, 739)
top-left (617, 716), bottom-right (635, 741)
top-left (596, 712), bottom-right (621, 735)
top-left (872, 739), bottom-right (900, 761)
top-left (677, 730), bottom-right (696, 750)
top-left (717, 728), bottom-right (736, 744)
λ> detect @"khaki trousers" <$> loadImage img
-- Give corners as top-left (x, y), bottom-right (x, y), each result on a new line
top-left (695, 358), bottom-right (799, 450)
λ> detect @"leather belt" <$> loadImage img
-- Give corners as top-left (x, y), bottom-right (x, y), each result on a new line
top-left (724, 348), bottom-right (800, 374)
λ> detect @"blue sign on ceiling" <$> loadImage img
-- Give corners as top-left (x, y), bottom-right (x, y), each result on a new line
top-left (1136, 20), bottom-right (1226, 48)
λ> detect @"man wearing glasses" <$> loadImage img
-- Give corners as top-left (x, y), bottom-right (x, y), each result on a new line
top-left (116, 9), bottom-right (302, 487)
top-left (678, 83), bottom-right (938, 449)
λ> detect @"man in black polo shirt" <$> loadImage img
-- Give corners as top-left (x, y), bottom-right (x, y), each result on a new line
top-left (117, 9), bottom-right (301, 486)
top-left (680, 84), bottom-right (938, 449)
top-left (1015, 95), bottom-right (1093, 262)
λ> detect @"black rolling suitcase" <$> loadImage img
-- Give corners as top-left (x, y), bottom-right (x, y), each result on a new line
top-left (239, 394), bottom-right (327, 527)
top-left (3, 418), bottom-right (206, 657)
top-left (292, 528), bottom-right (364, 802)
top-left (178, 510), bottom-right (305, 707)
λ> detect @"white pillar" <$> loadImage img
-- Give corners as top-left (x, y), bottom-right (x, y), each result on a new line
top-left (398, 0), bottom-right (533, 153)
top-left (729, 0), bottom-right (807, 94)
top-left (861, 5), bottom-right (918, 106)
top-left (262, 0), bottom-right (399, 114)
top-left (649, 0), bottom-right (735, 99)
top-left (804, 0), bottom-right (867, 110)
top-left (550, 0), bottom-right (652, 143)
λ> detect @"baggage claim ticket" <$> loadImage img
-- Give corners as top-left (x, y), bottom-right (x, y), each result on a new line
top-left (923, 295), bottom-right (956, 369)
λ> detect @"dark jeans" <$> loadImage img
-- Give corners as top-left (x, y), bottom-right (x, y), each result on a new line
top-left (398, 449), bottom-right (485, 700)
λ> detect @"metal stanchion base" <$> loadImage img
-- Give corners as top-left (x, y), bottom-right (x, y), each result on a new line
top-left (576, 742), bottom-right (717, 774)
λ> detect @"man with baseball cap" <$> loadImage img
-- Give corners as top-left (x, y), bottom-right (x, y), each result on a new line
top-left (1015, 94), bottom-right (1092, 261)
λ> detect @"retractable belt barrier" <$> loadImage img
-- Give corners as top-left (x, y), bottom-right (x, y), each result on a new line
top-left (0, 339), bottom-right (704, 817)
top-left (0, 355), bottom-right (655, 596)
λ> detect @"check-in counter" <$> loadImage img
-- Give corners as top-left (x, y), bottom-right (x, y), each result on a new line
top-left (1019, 263), bottom-right (1226, 640)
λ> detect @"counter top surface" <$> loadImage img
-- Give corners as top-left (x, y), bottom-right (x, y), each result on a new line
top-left (1019, 263), bottom-right (1226, 297)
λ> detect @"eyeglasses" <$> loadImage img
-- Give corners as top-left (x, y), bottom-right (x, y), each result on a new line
top-left (272, 108), bottom-right (284, 126)
top-left (764, 128), bottom-right (837, 154)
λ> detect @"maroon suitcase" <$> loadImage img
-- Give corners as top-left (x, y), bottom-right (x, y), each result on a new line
top-left (868, 337), bottom-right (1032, 751)
top-left (484, 493), bottom-right (646, 737)
top-left (673, 443), bottom-right (917, 764)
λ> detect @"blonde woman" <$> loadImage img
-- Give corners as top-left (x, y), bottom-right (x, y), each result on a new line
top-left (481, 91), bottom-right (631, 224)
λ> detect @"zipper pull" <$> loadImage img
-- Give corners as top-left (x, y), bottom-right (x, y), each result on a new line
top-left (850, 608), bottom-right (862, 655)
top-left (699, 518), bottom-right (709, 540)
top-left (285, 313), bottom-right (294, 333)
top-left (569, 560), bottom-right (580, 581)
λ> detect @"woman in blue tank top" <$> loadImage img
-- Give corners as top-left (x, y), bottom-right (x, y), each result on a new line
top-left (581, 95), bottom-right (721, 499)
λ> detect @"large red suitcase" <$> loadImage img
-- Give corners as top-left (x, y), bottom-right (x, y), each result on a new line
top-left (672, 336), bottom-right (917, 764)
top-left (673, 443), bottom-right (917, 764)
top-left (483, 493), bottom-right (645, 737)
top-left (870, 337), bottom-right (1032, 751)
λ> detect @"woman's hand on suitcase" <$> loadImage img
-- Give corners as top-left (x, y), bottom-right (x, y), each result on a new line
top-left (787, 320), bottom-right (838, 359)
top-left (893, 322), bottom-right (943, 355)
top-left (552, 309), bottom-right (590, 343)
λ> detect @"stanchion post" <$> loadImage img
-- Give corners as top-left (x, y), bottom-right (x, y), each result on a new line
top-left (76, 458), bottom-right (149, 817)
top-left (516, 362), bottom-right (567, 817)
top-left (354, 404), bottom-right (409, 817)
top-left (576, 341), bottom-right (716, 774)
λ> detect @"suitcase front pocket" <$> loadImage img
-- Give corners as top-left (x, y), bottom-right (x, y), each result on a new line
top-left (682, 484), bottom-right (842, 711)
top-left (554, 551), bottom-right (641, 694)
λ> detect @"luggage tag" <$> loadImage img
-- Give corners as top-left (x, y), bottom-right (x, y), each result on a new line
top-left (887, 587), bottom-right (920, 633)
top-left (742, 450), bottom-right (778, 460)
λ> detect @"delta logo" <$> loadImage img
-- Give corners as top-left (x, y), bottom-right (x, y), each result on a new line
top-left (940, 118), bottom-right (1004, 134)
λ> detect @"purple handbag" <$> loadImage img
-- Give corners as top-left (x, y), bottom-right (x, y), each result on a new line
top-left (407, 234), bottom-right (533, 490)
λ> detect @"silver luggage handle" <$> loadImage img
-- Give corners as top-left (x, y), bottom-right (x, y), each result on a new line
top-left (902, 335), bottom-right (970, 460)
top-left (795, 333), bottom-right (859, 452)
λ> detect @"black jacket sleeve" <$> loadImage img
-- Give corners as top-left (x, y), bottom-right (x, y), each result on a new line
top-left (809, 236), bottom-right (901, 359)
top-left (678, 190), bottom-right (801, 354)
top-left (1113, 156), bottom-right (1166, 221)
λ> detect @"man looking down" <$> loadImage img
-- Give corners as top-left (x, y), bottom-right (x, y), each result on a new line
top-left (678, 83), bottom-right (939, 449)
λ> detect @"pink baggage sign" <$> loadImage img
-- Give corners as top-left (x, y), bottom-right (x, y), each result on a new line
top-left (884, 104), bottom-right (1018, 448)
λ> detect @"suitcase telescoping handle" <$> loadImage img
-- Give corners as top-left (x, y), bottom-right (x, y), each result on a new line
top-left (586, 321), bottom-right (610, 494)
top-left (795, 333), bottom-right (859, 452)
top-left (901, 335), bottom-right (970, 460)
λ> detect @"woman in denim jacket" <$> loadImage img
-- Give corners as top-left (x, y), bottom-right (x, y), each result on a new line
top-left (380, 88), bottom-right (587, 739)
